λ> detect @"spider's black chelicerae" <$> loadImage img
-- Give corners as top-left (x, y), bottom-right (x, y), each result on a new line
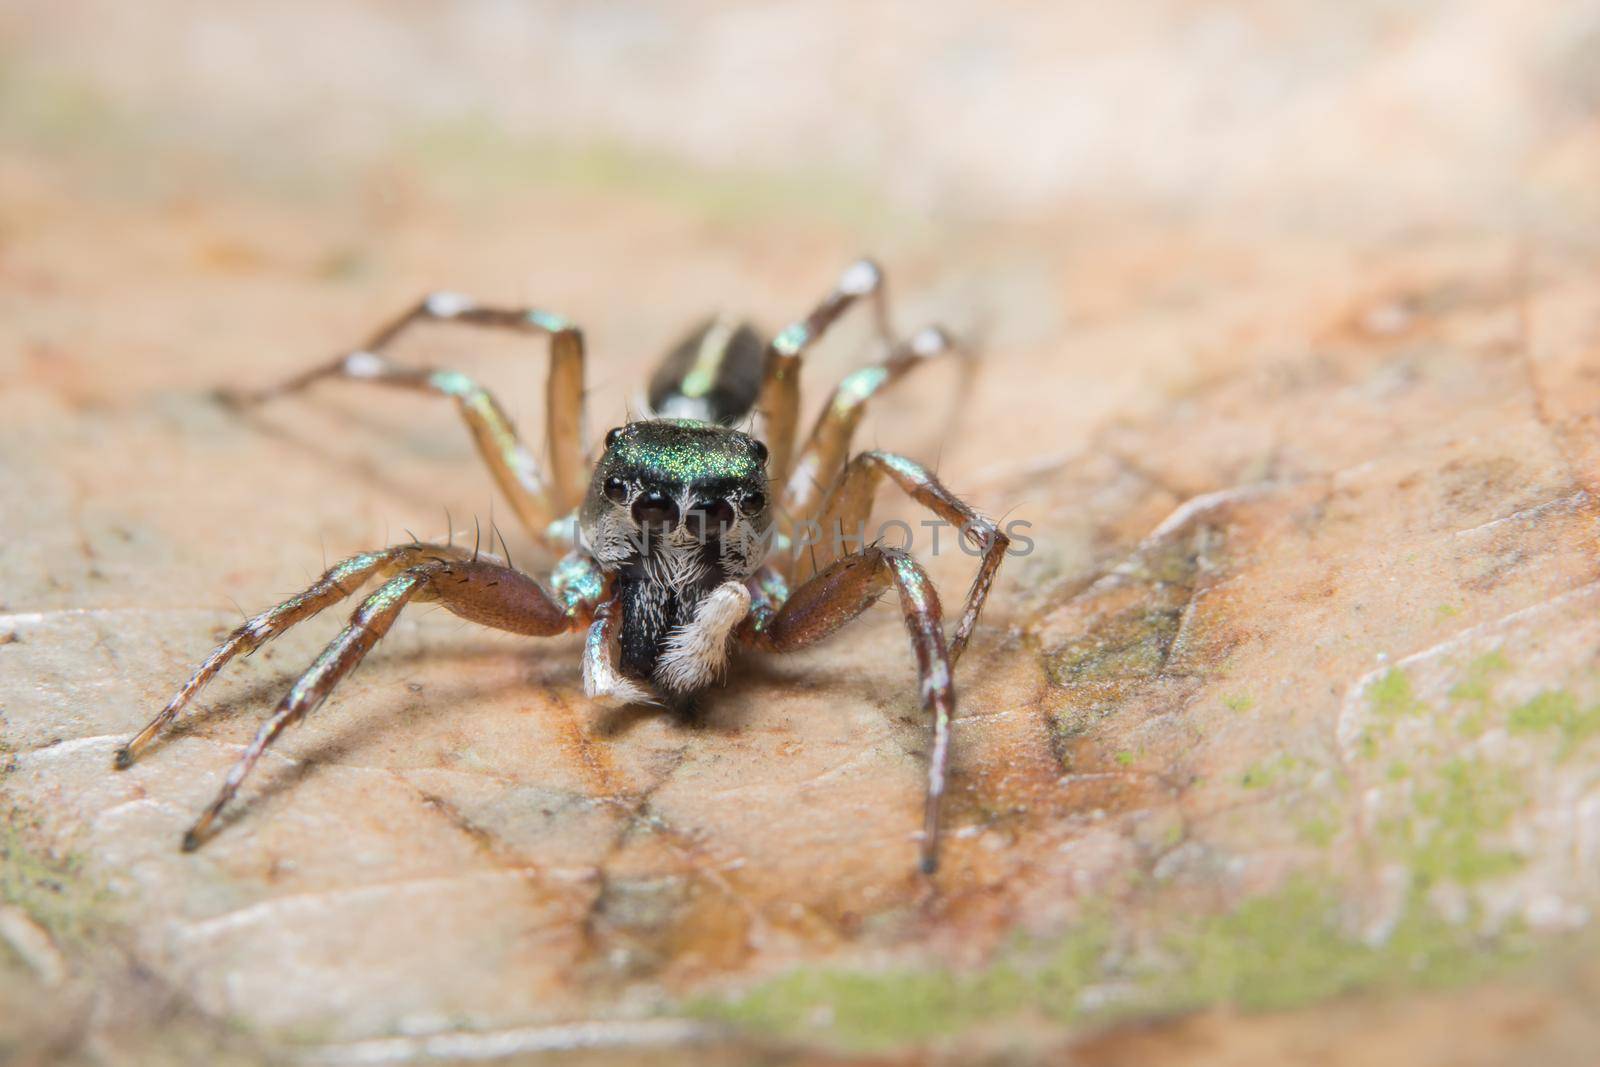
top-left (115, 259), bottom-right (1010, 873)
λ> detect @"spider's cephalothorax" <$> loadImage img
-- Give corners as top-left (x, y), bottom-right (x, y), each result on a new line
top-left (118, 258), bottom-right (1011, 874)
top-left (580, 419), bottom-right (771, 697)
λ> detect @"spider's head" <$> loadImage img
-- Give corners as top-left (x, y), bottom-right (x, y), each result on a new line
top-left (580, 419), bottom-right (771, 577)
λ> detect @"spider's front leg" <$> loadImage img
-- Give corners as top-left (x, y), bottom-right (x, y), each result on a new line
top-left (117, 541), bottom-right (469, 769)
top-left (117, 544), bottom-right (589, 850)
top-left (222, 293), bottom-right (588, 543)
top-left (742, 547), bottom-right (955, 874)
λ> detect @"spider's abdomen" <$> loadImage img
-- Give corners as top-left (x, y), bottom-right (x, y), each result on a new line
top-left (647, 316), bottom-right (766, 424)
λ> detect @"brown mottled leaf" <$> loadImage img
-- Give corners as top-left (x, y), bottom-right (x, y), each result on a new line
top-left (5, 5), bottom-right (1600, 1065)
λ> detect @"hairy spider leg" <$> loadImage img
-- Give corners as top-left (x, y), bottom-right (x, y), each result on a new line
top-left (778, 325), bottom-right (963, 541)
top-left (800, 451), bottom-right (1009, 663)
top-left (740, 546), bottom-right (954, 874)
top-left (175, 555), bottom-right (577, 850)
top-left (116, 542), bottom-right (478, 770)
top-left (223, 293), bottom-right (588, 540)
top-left (754, 258), bottom-right (896, 490)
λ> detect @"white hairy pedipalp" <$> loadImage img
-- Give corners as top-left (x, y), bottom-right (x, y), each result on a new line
top-left (655, 580), bottom-right (751, 694)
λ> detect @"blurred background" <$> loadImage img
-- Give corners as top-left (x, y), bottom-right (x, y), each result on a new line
top-left (5, 0), bottom-right (1598, 474)
top-left (6, 3), bottom-right (1600, 1065)
top-left (6, 0), bottom-right (1598, 540)
top-left (7, 0), bottom-right (1600, 227)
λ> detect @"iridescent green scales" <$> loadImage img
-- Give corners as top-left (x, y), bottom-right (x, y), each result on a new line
top-left (606, 420), bottom-right (766, 485)
top-left (551, 550), bottom-right (605, 614)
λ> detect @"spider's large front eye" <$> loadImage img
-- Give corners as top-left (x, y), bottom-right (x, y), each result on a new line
top-left (739, 489), bottom-right (767, 515)
top-left (631, 491), bottom-right (679, 528)
top-left (686, 498), bottom-right (736, 538)
top-left (603, 476), bottom-right (628, 504)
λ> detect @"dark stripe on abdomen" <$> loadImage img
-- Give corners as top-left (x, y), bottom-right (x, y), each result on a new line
top-left (647, 316), bottom-right (767, 425)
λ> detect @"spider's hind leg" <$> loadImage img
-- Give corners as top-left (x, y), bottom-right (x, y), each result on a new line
top-left (778, 326), bottom-right (964, 537)
top-left (223, 293), bottom-right (589, 542)
top-left (754, 258), bottom-right (896, 487)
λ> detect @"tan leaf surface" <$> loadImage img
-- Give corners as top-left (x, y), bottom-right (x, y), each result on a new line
top-left (5, 4), bottom-right (1600, 1065)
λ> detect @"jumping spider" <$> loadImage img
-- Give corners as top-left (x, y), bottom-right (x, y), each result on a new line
top-left (115, 259), bottom-right (1009, 873)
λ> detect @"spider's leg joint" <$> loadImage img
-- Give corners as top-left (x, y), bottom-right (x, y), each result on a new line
top-left (342, 350), bottom-right (385, 378)
top-left (839, 258), bottom-right (883, 295)
top-left (910, 325), bottom-right (953, 357)
top-left (424, 291), bottom-right (474, 318)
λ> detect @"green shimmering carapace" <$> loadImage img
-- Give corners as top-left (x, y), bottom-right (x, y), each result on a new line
top-left (599, 420), bottom-right (768, 488)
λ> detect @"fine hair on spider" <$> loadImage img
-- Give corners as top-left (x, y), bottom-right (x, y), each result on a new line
top-left (117, 258), bottom-right (1010, 875)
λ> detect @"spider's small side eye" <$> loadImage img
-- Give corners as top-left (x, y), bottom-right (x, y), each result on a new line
top-left (751, 439), bottom-right (769, 464)
top-left (605, 426), bottom-right (625, 449)
top-left (603, 476), bottom-right (629, 504)
top-left (740, 489), bottom-right (767, 514)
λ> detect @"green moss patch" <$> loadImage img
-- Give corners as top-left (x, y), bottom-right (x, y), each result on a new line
top-left (699, 649), bottom-right (1576, 1050)
top-left (695, 874), bottom-right (1533, 1050)
top-left (0, 813), bottom-right (110, 955)
top-left (1508, 690), bottom-right (1600, 760)
top-left (402, 116), bottom-right (884, 228)
top-left (1044, 605), bottom-right (1184, 689)
top-left (1158, 880), bottom-right (1522, 1013)
top-left (1239, 753), bottom-right (1308, 791)
top-left (693, 919), bottom-right (1109, 1049)
top-left (1370, 668), bottom-right (1427, 724)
